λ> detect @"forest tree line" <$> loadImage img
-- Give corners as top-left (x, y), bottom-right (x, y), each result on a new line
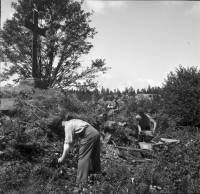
top-left (68, 85), bottom-right (161, 101)
top-left (69, 85), bottom-right (162, 102)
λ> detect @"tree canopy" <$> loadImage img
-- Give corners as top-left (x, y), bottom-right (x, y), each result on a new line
top-left (162, 65), bottom-right (200, 126)
top-left (1, 0), bottom-right (110, 89)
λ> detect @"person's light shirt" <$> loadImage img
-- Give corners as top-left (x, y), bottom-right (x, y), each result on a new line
top-left (63, 119), bottom-right (90, 144)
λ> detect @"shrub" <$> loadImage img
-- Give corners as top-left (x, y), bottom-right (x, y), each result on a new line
top-left (152, 129), bottom-right (200, 194)
top-left (162, 66), bottom-right (200, 126)
top-left (2, 82), bottom-right (200, 194)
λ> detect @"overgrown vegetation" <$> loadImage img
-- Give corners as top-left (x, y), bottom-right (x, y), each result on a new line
top-left (162, 66), bottom-right (200, 126)
top-left (0, 66), bottom-right (200, 193)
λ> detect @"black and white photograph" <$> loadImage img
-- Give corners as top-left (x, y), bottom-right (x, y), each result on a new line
top-left (0, 0), bottom-right (200, 193)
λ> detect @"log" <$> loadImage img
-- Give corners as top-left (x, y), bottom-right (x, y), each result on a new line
top-left (114, 146), bottom-right (153, 153)
top-left (132, 158), bottom-right (153, 163)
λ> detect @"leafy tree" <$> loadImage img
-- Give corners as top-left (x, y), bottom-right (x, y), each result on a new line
top-left (116, 88), bottom-right (122, 98)
top-left (1, 0), bottom-right (109, 89)
top-left (100, 86), bottom-right (108, 97)
top-left (147, 85), bottom-right (152, 94)
top-left (140, 88), bottom-right (147, 94)
top-left (162, 65), bottom-right (200, 126)
top-left (122, 87), bottom-right (129, 95)
top-left (93, 87), bottom-right (100, 98)
top-left (152, 86), bottom-right (161, 94)
top-left (105, 88), bottom-right (110, 96)
top-left (128, 86), bottom-right (135, 96)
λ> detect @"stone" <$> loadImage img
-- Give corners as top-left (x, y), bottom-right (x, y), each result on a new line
top-left (0, 98), bottom-right (18, 111)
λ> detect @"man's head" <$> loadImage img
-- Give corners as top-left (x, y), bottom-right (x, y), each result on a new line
top-left (65, 113), bottom-right (74, 121)
top-left (50, 117), bottom-right (64, 138)
top-left (137, 108), bottom-right (145, 115)
top-left (59, 109), bottom-right (74, 121)
top-left (51, 113), bottom-right (74, 138)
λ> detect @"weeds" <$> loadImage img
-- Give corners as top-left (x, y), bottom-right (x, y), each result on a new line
top-left (0, 87), bottom-right (200, 193)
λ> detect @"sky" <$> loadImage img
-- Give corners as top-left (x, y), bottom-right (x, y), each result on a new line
top-left (1, 0), bottom-right (200, 91)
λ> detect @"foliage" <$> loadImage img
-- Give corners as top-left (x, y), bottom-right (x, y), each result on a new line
top-left (1, 83), bottom-right (200, 193)
top-left (162, 65), bottom-right (200, 126)
top-left (1, 0), bottom-right (109, 89)
top-left (0, 87), bottom-right (137, 194)
top-left (151, 129), bottom-right (200, 194)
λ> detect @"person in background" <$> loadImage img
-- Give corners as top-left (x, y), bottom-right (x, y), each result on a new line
top-left (136, 108), bottom-right (157, 142)
top-left (99, 112), bottom-right (117, 133)
top-left (51, 114), bottom-right (101, 184)
top-left (107, 98), bottom-right (119, 120)
top-left (107, 97), bottom-right (119, 112)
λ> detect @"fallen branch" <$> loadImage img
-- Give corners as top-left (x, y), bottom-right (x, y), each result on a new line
top-left (22, 100), bottom-right (47, 115)
top-left (132, 158), bottom-right (154, 163)
top-left (20, 100), bottom-right (40, 119)
top-left (114, 146), bottom-right (153, 153)
top-left (31, 109), bottom-right (40, 119)
top-left (111, 140), bottom-right (120, 154)
top-left (118, 153), bottom-right (154, 163)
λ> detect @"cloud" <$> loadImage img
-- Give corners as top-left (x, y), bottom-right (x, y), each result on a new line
top-left (97, 73), bottom-right (114, 88)
top-left (135, 78), bottom-right (162, 89)
top-left (163, 1), bottom-right (183, 6)
top-left (97, 72), bottom-right (168, 91)
top-left (100, 73), bottom-right (113, 79)
top-left (108, 1), bottom-right (127, 9)
top-left (86, 0), bottom-right (127, 14)
top-left (186, 2), bottom-right (200, 17)
top-left (117, 78), bottom-right (163, 91)
top-left (86, 1), bottom-right (107, 13)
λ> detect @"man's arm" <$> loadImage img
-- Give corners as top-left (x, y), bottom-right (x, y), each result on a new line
top-left (137, 123), bottom-right (142, 134)
top-left (113, 101), bottom-right (119, 110)
top-left (114, 105), bottom-right (119, 111)
top-left (58, 121), bottom-right (73, 163)
top-left (58, 143), bottom-right (71, 163)
top-left (146, 114), bottom-right (157, 133)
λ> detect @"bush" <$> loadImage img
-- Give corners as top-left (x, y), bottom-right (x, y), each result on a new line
top-left (162, 66), bottom-right (200, 126)
top-left (152, 129), bottom-right (200, 194)
top-left (2, 83), bottom-right (200, 194)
